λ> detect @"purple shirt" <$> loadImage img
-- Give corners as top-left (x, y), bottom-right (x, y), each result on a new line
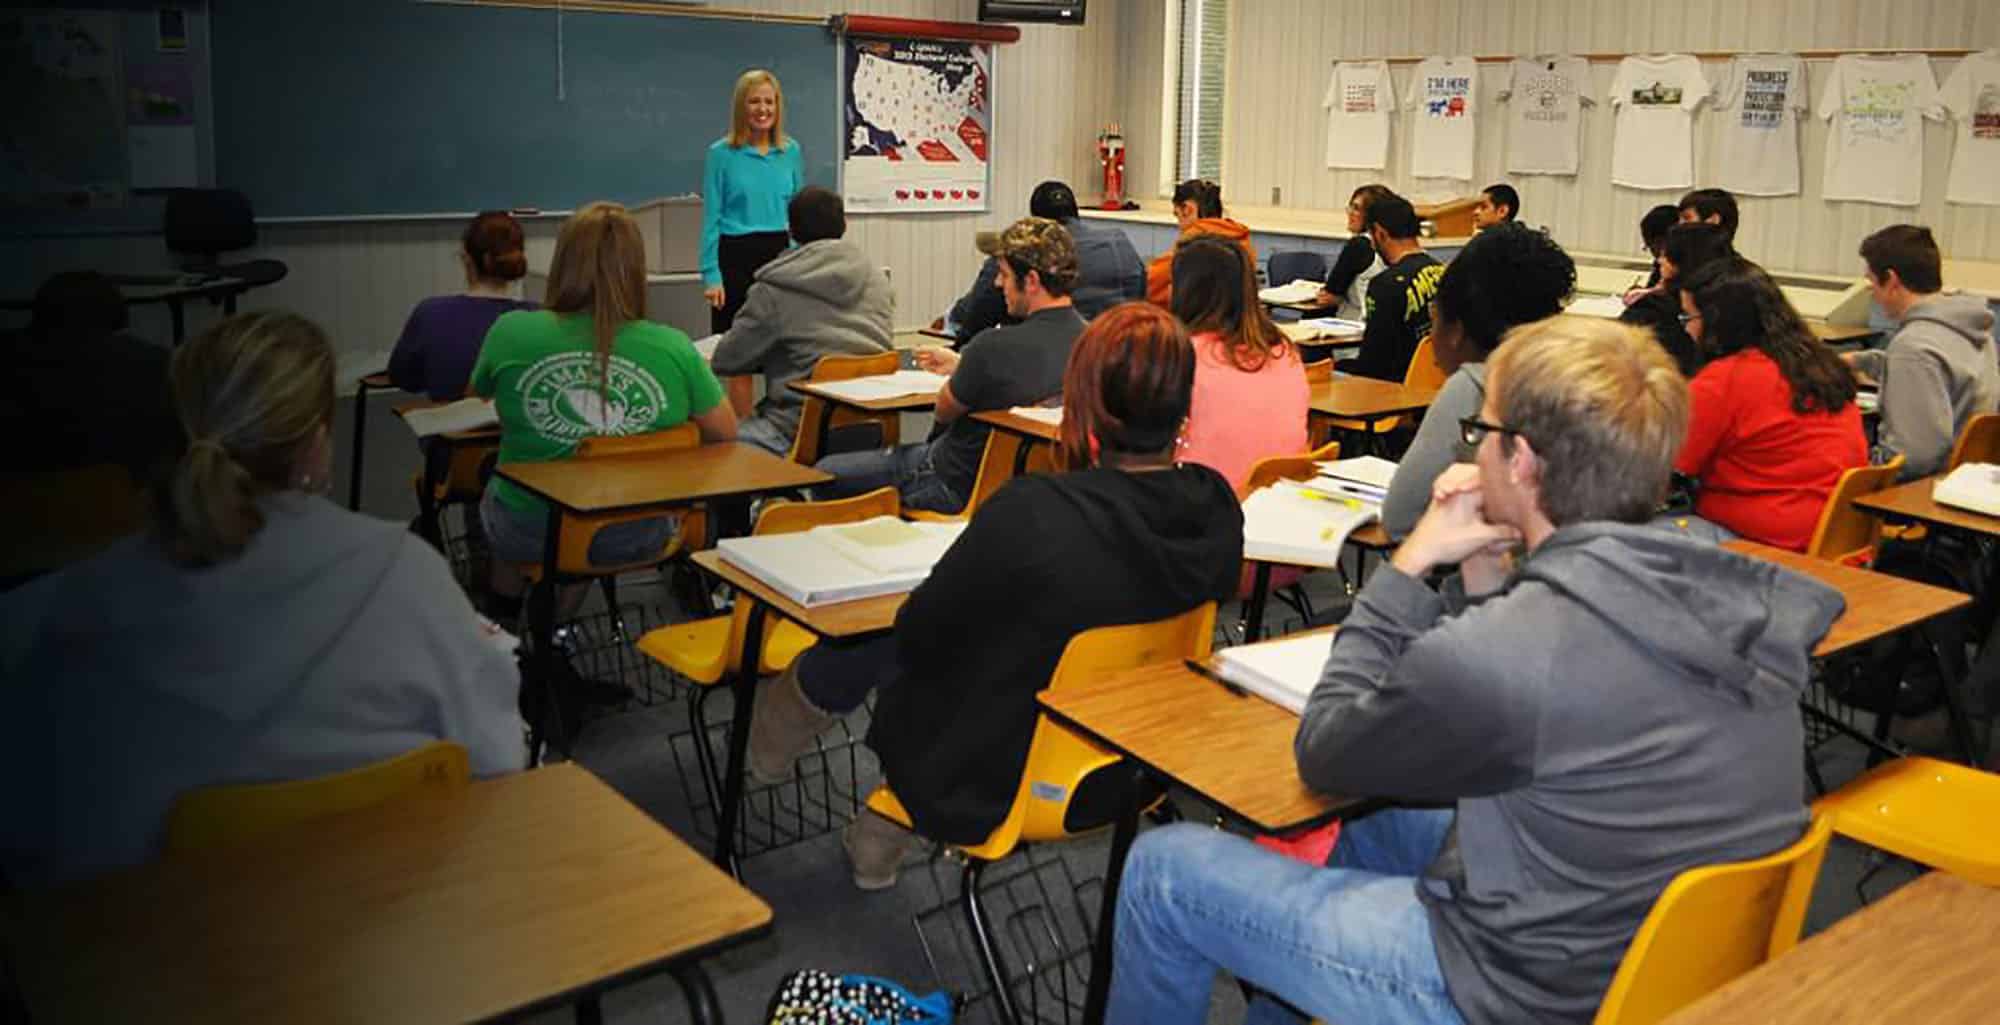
top-left (388, 294), bottom-right (537, 400)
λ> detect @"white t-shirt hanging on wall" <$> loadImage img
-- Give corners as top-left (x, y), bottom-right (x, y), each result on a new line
top-left (1404, 57), bottom-right (1478, 180)
top-left (1712, 54), bottom-right (1809, 196)
top-left (1323, 61), bottom-right (1395, 170)
top-left (1940, 50), bottom-right (2000, 206)
top-left (1607, 55), bottom-right (1710, 190)
top-left (1818, 53), bottom-right (1943, 207)
top-left (1499, 56), bottom-right (1592, 176)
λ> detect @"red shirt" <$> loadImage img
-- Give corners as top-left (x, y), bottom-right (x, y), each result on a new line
top-left (1676, 348), bottom-right (1868, 552)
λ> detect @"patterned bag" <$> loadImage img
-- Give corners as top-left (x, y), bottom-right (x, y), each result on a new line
top-left (765, 969), bottom-right (955, 1025)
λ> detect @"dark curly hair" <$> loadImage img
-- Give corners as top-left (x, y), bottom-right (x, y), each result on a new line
top-left (1680, 256), bottom-right (1856, 415)
top-left (1433, 222), bottom-right (1576, 358)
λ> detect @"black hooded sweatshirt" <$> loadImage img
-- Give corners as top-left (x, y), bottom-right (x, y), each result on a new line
top-left (869, 463), bottom-right (1243, 844)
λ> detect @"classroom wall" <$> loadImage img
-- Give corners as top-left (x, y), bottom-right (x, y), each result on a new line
top-left (5, 0), bottom-right (1123, 384)
top-left (1116, 0), bottom-right (2000, 275)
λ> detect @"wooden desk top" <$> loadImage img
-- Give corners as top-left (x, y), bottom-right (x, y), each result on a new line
top-left (1308, 375), bottom-right (1438, 420)
top-left (1723, 540), bottom-right (1970, 658)
top-left (790, 379), bottom-right (942, 413)
top-left (972, 408), bottom-right (1062, 443)
top-left (4, 764), bottom-right (772, 1025)
top-left (358, 371), bottom-right (393, 389)
top-left (1038, 643), bottom-right (1364, 834)
top-left (1810, 322), bottom-right (1877, 343)
top-left (1348, 522), bottom-right (1395, 550)
top-left (1661, 872), bottom-right (2000, 1025)
top-left (693, 548), bottom-right (905, 640)
top-left (1854, 475), bottom-right (2000, 539)
top-left (496, 442), bottom-right (829, 515)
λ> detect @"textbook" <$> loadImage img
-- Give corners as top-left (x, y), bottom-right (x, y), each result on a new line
top-left (808, 370), bottom-right (951, 403)
top-left (399, 398), bottom-right (498, 437)
top-left (1006, 405), bottom-right (1064, 426)
top-left (1242, 480), bottom-right (1380, 569)
top-left (1211, 631), bottom-right (1336, 714)
top-left (1258, 279), bottom-right (1325, 305)
top-left (1933, 463), bottom-right (2000, 517)
top-left (717, 517), bottom-right (968, 606)
top-left (1278, 317), bottom-right (1367, 344)
top-left (1313, 455), bottom-right (1398, 502)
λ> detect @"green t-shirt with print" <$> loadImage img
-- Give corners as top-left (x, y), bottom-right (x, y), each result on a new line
top-left (471, 310), bottom-right (725, 515)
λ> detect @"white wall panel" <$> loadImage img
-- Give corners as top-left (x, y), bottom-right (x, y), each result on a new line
top-left (1117, 0), bottom-right (2000, 277)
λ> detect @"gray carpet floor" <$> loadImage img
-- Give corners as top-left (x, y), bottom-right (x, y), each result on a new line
top-left (331, 387), bottom-right (1956, 1025)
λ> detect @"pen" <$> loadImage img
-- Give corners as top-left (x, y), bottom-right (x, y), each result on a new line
top-left (1184, 657), bottom-right (1248, 698)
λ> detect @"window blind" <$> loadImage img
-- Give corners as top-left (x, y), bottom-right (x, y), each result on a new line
top-left (1175, 0), bottom-right (1227, 184)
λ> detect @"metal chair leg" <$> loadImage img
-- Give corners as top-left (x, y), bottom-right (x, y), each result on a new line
top-left (688, 685), bottom-right (726, 819)
top-left (961, 858), bottom-right (1023, 1025)
top-left (671, 962), bottom-right (725, 1025)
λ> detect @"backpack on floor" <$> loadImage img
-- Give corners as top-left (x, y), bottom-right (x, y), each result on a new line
top-left (766, 970), bottom-right (955, 1025)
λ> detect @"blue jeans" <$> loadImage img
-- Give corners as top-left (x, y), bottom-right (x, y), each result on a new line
top-left (735, 414), bottom-right (795, 456)
top-left (814, 442), bottom-right (965, 514)
top-left (1108, 808), bottom-right (1465, 1025)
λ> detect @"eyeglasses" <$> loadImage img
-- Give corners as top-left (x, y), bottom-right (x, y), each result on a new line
top-left (1459, 416), bottom-right (1523, 447)
top-left (1676, 311), bottom-right (1701, 325)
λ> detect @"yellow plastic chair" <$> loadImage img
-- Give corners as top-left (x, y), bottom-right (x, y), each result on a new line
top-left (1322, 334), bottom-right (1436, 439)
top-left (1304, 358), bottom-right (1336, 447)
top-left (1592, 815), bottom-right (1833, 1025)
top-left (163, 741), bottom-right (470, 854)
top-left (1241, 439), bottom-right (1343, 498)
top-left (1945, 412), bottom-right (2000, 470)
top-left (865, 603), bottom-right (1217, 1025)
top-left (906, 425), bottom-right (1059, 524)
top-left (1810, 756), bottom-right (2000, 885)
top-left (787, 350), bottom-right (904, 467)
top-left (1, 463), bottom-right (145, 582)
top-left (635, 487), bottom-right (901, 808)
top-left (1804, 455), bottom-right (1904, 566)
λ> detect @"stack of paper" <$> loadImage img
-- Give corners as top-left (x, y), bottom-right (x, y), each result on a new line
top-left (718, 517), bottom-right (968, 606)
top-left (400, 398), bottom-right (498, 437)
top-left (1242, 480), bottom-right (1380, 568)
top-left (1212, 632), bottom-right (1335, 714)
top-left (1933, 463), bottom-right (2000, 517)
top-left (1312, 455), bottom-right (1398, 503)
top-left (1007, 405), bottom-right (1064, 426)
top-left (1258, 279), bottom-right (1325, 305)
top-left (810, 370), bottom-right (951, 402)
top-left (1565, 295), bottom-right (1631, 320)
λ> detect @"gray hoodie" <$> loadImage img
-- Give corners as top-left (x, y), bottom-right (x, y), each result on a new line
top-left (1, 494), bottom-right (523, 886)
top-left (1850, 292), bottom-right (1999, 480)
top-left (710, 237), bottom-right (895, 441)
top-left (1297, 522), bottom-right (1842, 1024)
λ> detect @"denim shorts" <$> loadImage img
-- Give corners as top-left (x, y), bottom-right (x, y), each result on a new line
top-left (479, 486), bottom-right (677, 567)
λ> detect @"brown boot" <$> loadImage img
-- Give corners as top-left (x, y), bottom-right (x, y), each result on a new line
top-left (745, 660), bottom-right (836, 786)
top-left (843, 808), bottom-right (922, 891)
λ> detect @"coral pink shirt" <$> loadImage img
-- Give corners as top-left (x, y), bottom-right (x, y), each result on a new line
top-left (1182, 331), bottom-right (1311, 491)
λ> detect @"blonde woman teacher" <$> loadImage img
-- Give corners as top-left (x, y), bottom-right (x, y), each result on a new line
top-left (703, 68), bottom-right (804, 334)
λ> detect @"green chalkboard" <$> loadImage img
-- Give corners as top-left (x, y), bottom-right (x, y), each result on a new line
top-left (210, 0), bottom-right (837, 218)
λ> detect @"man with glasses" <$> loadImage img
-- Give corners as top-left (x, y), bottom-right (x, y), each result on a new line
top-left (1108, 315), bottom-right (1842, 1025)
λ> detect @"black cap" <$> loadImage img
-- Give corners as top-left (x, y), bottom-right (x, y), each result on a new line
top-left (1029, 180), bottom-right (1080, 221)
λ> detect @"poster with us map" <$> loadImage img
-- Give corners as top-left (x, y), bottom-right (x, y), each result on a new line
top-left (841, 35), bottom-right (991, 214)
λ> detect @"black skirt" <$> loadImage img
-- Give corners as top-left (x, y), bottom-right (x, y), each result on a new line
top-left (713, 230), bottom-right (790, 334)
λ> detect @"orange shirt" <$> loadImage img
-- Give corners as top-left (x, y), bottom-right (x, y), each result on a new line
top-left (1145, 217), bottom-right (1259, 306)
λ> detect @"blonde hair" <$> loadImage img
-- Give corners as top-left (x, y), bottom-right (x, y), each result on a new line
top-left (727, 68), bottom-right (786, 149)
top-left (154, 311), bottom-right (335, 567)
top-left (544, 201), bottom-right (648, 402)
top-left (1486, 315), bottom-right (1688, 526)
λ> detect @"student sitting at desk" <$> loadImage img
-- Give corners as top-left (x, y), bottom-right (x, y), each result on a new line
top-left (1346, 194), bottom-right (1443, 382)
top-left (1470, 182), bottom-right (1519, 230)
top-left (1628, 203), bottom-right (1682, 297)
top-left (816, 217), bottom-right (1085, 514)
top-left (1620, 222), bottom-right (1734, 377)
top-left (7, 270), bottom-right (177, 480)
top-left (387, 211), bottom-right (536, 401)
top-left (1383, 223), bottom-right (1575, 539)
top-left (1306, 183), bottom-right (1395, 322)
top-left (1172, 236), bottom-right (1307, 492)
top-left (942, 180), bottom-right (1145, 344)
top-left (1848, 224), bottom-right (1998, 480)
top-left (1108, 316), bottom-right (1840, 1025)
top-left (1675, 257), bottom-right (1866, 551)
top-left (1677, 186), bottom-right (1740, 245)
top-left (748, 302), bottom-right (1242, 889)
top-left (1, 311), bottom-right (525, 887)
top-left (473, 202), bottom-right (737, 624)
top-left (1145, 178), bottom-right (1256, 307)
top-left (708, 186), bottom-right (893, 456)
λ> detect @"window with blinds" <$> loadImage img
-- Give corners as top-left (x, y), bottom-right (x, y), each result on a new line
top-left (1174, 0), bottom-right (1227, 185)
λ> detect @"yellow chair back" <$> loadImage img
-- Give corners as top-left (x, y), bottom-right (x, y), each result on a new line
top-left (1946, 412), bottom-right (2000, 470)
top-left (1404, 334), bottom-right (1448, 392)
top-left (1804, 455), bottom-right (1903, 566)
top-left (1593, 815), bottom-right (1833, 1025)
top-left (163, 741), bottom-right (470, 854)
top-left (1303, 358), bottom-right (1334, 385)
top-left (1811, 756), bottom-right (2000, 886)
top-left (719, 486), bottom-right (903, 674)
top-left (908, 421), bottom-right (1060, 523)
top-left (520, 423), bottom-right (702, 577)
top-left (788, 350), bottom-right (904, 467)
top-left (1241, 440), bottom-right (1342, 498)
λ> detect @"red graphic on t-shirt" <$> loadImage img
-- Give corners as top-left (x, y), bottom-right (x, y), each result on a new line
top-left (1447, 96), bottom-right (1466, 117)
top-left (917, 139), bottom-right (957, 162)
top-left (958, 118), bottom-right (989, 161)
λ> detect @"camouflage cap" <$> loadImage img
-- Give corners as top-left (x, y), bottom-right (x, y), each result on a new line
top-left (995, 216), bottom-right (1079, 295)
